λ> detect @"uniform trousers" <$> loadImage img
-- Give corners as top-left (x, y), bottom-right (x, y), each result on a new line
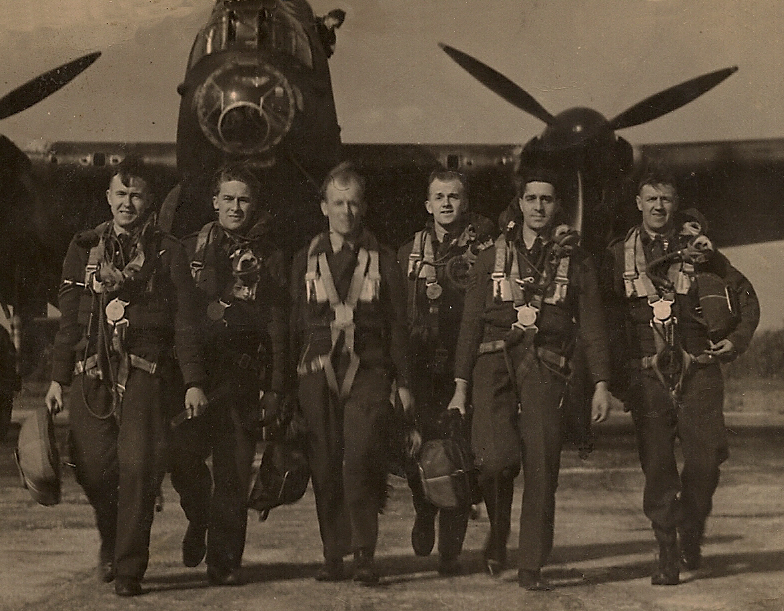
top-left (298, 365), bottom-right (391, 561)
top-left (471, 350), bottom-right (567, 571)
top-left (170, 382), bottom-right (257, 572)
top-left (68, 369), bottom-right (168, 580)
top-left (406, 367), bottom-right (469, 560)
top-left (627, 363), bottom-right (728, 543)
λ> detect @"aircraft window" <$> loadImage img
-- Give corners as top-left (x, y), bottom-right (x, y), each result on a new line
top-left (188, 6), bottom-right (313, 70)
top-left (260, 5), bottom-right (313, 68)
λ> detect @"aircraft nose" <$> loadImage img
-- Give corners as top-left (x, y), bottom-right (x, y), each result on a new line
top-left (219, 103), bottom-right (268, 150)
top-left (196, 59), bottom-right (296, 156)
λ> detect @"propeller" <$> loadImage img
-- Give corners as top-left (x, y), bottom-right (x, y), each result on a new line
top-left (440, 43), bottom-right (737, 139)
top-left (0, 51), bottom-right (101, 121)
top-left (608, 66), bottom-right (738, 130)
top-left (439, 43), bottom-right (554, 125)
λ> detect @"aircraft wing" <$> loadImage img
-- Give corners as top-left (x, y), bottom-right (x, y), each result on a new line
top-left (637, 138), bottom-right (784, 248)
top-left (344, 140), bottom-right (784, 250)
top-left (21, 138), bottom-right (784, 253)
top-left (341, 143), bottom-right (519, 247)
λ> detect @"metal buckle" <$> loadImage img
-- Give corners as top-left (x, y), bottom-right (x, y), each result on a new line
top-left (333, 303), bottom-right (354, 328)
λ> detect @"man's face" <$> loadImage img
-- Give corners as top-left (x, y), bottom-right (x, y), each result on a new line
top-left (519, 181), bottom-right (558, 233)
top-left (213, 180), bottom-right (256, 232)
top-left (320, 177), bottom-right (365, 238)
top-left (426, 178), bottom-right (467, 230)
top-left (637, 183), bottom-right (678, 234)
top-left (106, 174), bottom-right (152, 231)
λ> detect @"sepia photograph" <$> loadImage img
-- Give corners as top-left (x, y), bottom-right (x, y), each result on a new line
top-left (0, 1), bottom-right (782, 609)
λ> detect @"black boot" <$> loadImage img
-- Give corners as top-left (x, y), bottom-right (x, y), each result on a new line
top-left (651, 535), bottom-right (680, 586)
top-left (315, 558), bottom-right (346, 582)
top-left (678, 528), bottom-right (702, 571)
top-left (353, 549), bottom-right (379, 586)
top-left (182, 521), bottom-right (208, 567)
top-left (480, 473), bottom-right (513, 577)
top-left (411, 511), bottom-right (436, 557)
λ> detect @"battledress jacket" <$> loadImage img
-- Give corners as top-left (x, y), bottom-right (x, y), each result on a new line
top-left (289, 230), bottom-right (410, 389)
top-left (183, 218), bottom-right (287, 394)
top-left (50, 225), bottom-right (206, 388)
top-left (454, 239), bottom-right (611, 387)
top-left (602, 225), bottom-right (760, 395)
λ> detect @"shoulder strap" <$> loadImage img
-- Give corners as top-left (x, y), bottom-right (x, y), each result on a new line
top-left (84, 222), bottom-right (111, 290)
top-left (190, 222), bottom-right (218, 280)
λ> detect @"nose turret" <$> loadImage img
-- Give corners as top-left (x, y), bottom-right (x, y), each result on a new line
top-left (195, 58), bottom-right (295, 157)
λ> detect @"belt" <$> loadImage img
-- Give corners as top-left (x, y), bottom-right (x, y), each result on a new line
top-left (633, 352), bottom-right (716, 369)
top-left (223, 351), bottom-right (261, 372)
top-left (478, 340), bottom-right (568, 371)
top-left (74, 353), bottom-right (158, 376)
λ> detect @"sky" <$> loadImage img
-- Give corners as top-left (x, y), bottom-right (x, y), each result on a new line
top-left (0, 0), bottom-right (783, 327)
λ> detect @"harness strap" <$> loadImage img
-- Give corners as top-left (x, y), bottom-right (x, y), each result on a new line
top-left (624, 227), bottom-right (693, 298)
top-left (316, 247), bottom-right (370, 399)
top-left (75, 353), bottom-right (158, 376)
top-left (544, 255), bottom-right (571, 305)
top-left (190, 222), bottom-right (217, 281)
top-left (478, 340), bottom-right (568, 371)
top-left (84, 222), bottom-right (111, 291)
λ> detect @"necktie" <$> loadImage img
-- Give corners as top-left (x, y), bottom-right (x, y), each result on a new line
top-left (528, 236), bottom-right (543, 263)
top-left (649, 235), bottom-right (665, 263)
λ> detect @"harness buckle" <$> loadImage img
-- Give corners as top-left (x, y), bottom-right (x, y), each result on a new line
top-left (332, 303), bottom-right (354, 329)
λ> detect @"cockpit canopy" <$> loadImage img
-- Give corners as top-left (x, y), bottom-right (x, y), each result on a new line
top-left (188, 1), bottom-right (314, 70)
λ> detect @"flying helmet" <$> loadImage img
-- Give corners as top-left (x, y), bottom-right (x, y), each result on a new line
top-left (15, 407), bottom-right (61, 506)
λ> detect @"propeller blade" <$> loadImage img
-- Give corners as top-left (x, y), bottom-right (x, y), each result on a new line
top-left (0, 51), bottom-right (101, 121)
top-left (609, 66), bottom-right (738, 131)
top-left (439, 43), bottom-right (554, 125)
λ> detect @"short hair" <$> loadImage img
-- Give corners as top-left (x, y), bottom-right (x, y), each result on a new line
top-left (319, 161), bottom-right (366, 202)
top-left (514, 166), bottom-right (561, 199)
top-left (637, 163), bottom-right (678, 196)
top-left (212, 162), bottom-right (262, 203)
top-left (427, 169), bottom-right (467, 194)
top-left (111, 155), bottom-right (152, 191)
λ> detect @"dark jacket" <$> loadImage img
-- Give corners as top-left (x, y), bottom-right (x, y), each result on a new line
top-left (51, 223), bottom-right (205, 387)
top-left (602, 223), bottom-right (760, 394)
top-left (290, 229), bottom-right (410, 388)
top-left (398, 214), bottom-right (496, 395)
top-left (184, 215), bottom-right (288, 393)
top-left (454, 236), bottom-right (611, 386)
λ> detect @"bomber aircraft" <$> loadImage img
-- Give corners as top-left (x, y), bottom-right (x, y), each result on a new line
top-left (0, 0), bottom-right (782, 382)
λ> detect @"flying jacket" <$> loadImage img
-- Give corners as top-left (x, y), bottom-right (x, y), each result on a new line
top-left (184, 215), bottom-right (287, 393)
top-left (290, 229), bottom-right (410, 391)
top-left (50, 223), bottom-right (205, 388)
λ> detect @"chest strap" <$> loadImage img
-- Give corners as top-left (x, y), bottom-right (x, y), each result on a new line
top-left (623, 227), bottom-right (693, 298)
top-left (492, 235), bottom-right (570, 331)
top-left (300, 241), bottom-right (380, 399)
top-left (408, 229), bottom-right (443, 336)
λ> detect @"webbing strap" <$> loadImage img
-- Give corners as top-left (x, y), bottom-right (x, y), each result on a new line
top-left (624, 228), bottom-right (692, 298)
top-left (316, 247), bottom-right (370, 399)
top-left (190, 222), bottom-right (216, 281)
top-left (544, 255), bottom-right (570, 305)
top-left (84, 222), bottom-right (110, 291)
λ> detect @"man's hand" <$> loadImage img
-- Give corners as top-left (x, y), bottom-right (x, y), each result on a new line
top-left (705, 339), bottom-right (736, 362)
top-left (184, 386), bottom-right (209, 419)
top-left (45, 381), bottom-right (64, 415)
top-left (397, 385), bottom-right (414, 415)
top-left (591, 381), bottom-right (613, 424)
top-left (447, 378), bottom-right (469, 415)
top-left (405, 427), bottom-right (423, 458)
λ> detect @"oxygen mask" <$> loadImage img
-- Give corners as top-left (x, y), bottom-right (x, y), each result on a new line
top-left (230, 248), bottom-right (261, 301)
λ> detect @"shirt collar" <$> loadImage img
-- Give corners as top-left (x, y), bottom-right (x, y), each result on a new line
top-left (328, 231), bottom-right (356, 254)
top-left (521, 227), bottom-right (549, 250)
